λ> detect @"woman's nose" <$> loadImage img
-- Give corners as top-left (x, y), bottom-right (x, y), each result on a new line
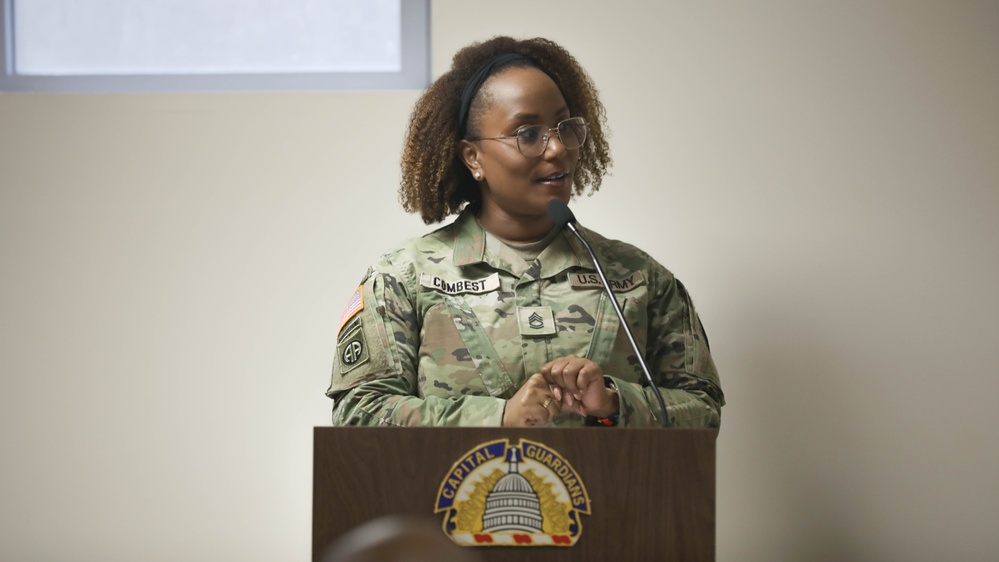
top-left (542, 131), bottom-right (568, 160)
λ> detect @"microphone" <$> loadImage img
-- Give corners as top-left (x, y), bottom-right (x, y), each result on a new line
top-left (547, 200), bottom-right (671, 427)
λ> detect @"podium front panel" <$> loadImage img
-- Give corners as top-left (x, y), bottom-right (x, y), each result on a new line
top-left (313, 427), bottom-right (716, 561)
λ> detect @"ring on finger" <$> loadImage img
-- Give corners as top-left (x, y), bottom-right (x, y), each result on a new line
top-left (542, 396), bottom-right (552, 408)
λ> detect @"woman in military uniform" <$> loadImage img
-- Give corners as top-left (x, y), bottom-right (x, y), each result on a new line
top-left (326, 36), bottom-right (723, 428)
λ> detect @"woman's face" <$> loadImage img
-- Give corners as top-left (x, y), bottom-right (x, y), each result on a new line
top-left (461, 66), bottom-right (579, 238)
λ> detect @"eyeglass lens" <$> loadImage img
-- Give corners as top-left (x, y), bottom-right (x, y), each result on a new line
top-left (519, 118), bottom-right (587, 156)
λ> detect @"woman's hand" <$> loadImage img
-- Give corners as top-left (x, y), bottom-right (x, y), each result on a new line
top-left (502, 373), bottom-right (561, 427)
top-left (541, 355), bottom-right (618, 418)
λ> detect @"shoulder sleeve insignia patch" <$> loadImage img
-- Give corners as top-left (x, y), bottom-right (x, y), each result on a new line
top-left (337, 286), bottom-right (365, 337)
top-left (337, 321), bottom-right (369, 375)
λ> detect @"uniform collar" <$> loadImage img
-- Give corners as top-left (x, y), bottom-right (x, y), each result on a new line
top-left (451, 209), bottom-right (595, 279)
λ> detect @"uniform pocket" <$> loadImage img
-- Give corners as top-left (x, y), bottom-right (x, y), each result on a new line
top-left (419, 300), bottom-right (516, 398)
top-left (600, 295), bottom-right (650, 383)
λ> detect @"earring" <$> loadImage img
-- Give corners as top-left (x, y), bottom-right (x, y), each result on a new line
top-left (474, 171), bottom-right (482, 180)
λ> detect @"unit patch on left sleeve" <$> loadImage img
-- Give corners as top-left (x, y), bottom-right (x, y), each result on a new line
top-left (337, 321), bottom-right (369, 376)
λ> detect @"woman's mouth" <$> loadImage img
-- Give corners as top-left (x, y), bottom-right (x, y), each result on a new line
top-left (537, 171), bottom-right (570, 184)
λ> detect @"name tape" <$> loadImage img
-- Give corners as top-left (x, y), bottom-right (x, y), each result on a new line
top-left (420, 272), bottom-right (501, 295)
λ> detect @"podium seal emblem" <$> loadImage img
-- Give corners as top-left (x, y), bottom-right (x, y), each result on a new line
top-left (434, 438), bottom-right (591, 547)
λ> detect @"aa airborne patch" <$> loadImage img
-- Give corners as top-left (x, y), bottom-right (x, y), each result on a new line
top-left (337, 321), bottom-right (369, 375)
top-left (434, 439), bottom-right (590, 547)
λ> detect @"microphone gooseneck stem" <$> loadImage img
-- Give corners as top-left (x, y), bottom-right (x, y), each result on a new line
top-left (565, 222), bottom-right (671, 428)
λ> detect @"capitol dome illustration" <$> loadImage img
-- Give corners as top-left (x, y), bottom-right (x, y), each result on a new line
top-left (481, 446), bottom-right (543, 533)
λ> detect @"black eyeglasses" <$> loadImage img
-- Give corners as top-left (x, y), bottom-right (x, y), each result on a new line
top-left (468, 117), bottom-right (587, 157)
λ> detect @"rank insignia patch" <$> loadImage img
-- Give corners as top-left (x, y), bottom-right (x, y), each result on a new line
top-left (516, 306), bottom-right (556, 337)
top-left (434, 439), bottom-right (590, 547)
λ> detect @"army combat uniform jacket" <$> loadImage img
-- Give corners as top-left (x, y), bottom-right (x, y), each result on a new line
top-left (326, 211), bottom-right (723, 427)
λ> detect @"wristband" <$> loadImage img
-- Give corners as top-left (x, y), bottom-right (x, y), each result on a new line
top-left (585, 411), bottom-right (619, 427)
top-left (596, 412), bottom-right (619, 426)
top-left (584, 380), bottom-right (620, 426)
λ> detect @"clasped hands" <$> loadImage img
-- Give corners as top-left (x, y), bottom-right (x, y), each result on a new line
top-left (502, 354), bottom-right (619, 427)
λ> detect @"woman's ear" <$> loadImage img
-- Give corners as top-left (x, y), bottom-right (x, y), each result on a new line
top-left (458, 140), bottom-right (483, 181)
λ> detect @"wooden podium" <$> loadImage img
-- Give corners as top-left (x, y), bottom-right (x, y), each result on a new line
top-left (313, 427), bottom-right (716, 561)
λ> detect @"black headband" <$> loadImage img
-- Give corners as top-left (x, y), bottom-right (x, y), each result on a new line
top-left (458, 53), bottom-right (532, 137)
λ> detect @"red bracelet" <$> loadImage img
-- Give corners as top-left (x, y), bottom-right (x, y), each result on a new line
top-left (595, 412), bottom-right (619, 426)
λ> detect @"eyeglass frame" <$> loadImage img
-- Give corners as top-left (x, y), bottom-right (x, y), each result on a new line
top-left (466, 116), bottom-right (588, 157)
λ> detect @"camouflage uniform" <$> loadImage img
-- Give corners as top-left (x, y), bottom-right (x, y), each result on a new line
top-left (327, 211), bottom-right (723, 427)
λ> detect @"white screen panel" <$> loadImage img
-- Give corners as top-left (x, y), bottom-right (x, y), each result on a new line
top-left (0, 0), bottom-right (429, 91)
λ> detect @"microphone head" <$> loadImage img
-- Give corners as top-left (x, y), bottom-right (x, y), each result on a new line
top-left (546, 199), bottom-right (576, 229)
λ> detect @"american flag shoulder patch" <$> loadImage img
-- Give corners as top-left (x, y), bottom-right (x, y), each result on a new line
top-left (337, 286), bottom-right (364, 336)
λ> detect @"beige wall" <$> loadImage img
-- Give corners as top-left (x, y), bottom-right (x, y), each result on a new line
top-left (2, 1), bottom-right (998, 560)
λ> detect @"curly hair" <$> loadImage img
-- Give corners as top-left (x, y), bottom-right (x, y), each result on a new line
top-left (399, 36), bottom-right (612, 224)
